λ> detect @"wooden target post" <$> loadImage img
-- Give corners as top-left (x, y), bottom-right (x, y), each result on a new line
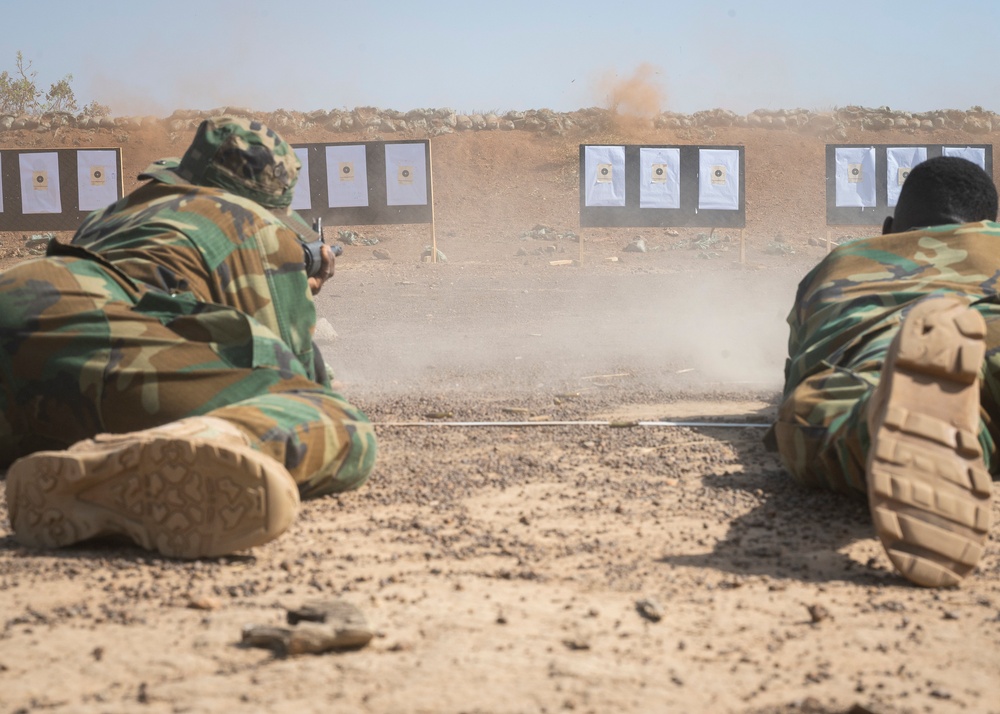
top-left (428, 141), bottom-right (438, 263)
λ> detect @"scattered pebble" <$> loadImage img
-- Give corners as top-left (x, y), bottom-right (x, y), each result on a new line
top-left (635, 598), bottom-right (663, 623)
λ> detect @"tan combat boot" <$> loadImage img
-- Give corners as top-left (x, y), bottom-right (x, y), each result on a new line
top-left (866, 295), bottom-right (993, 587)
top-left (5, 416), bottom-right (300, 559)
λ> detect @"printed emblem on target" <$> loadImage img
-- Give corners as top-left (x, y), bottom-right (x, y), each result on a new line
top-left (848, 163), bottom-right (863, 183)
top-left (595, 163), bottom-right (613, 183)
top-left (90, 166), bottom-right (106, 186)
top-left (397, 166), bottom-right (414, 185)
top-left (32, 171), bottom-right (48, 190)
top-left (339, 162), bottom-right (355, 181)
top-left (651, 163), bottom-right (668, 184)
top-left (710, 165), bottom-right (727, 185)
top-left (897, 167), bottom-right (911, 186)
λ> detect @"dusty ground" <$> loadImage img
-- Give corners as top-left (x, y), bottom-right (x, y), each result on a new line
top-left (1, 118), bottom-right (999, 714)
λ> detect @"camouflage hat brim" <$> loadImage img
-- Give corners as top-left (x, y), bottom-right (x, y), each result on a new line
top-left (138, 158), bottom-right (183, 183)
top-left (140, 161), bottom-right (318, 243)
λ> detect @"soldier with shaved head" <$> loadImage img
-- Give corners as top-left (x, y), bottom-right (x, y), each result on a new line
top-left (769, 156), bottom-right (998, 588)
top-left (0, 117), bottom-right (376, 559)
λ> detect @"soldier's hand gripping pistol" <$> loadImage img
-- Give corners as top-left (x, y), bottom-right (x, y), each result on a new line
top-left (302, 217), bottom-right (343, 278)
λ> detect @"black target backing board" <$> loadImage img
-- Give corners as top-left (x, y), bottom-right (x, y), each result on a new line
top-left (579, 144), bottom-right (745, 228)
top-left (291, 140), bottom-right (432, 225)
top-left (825, 144), bottom-right (993, 226)
top-left (0, 147), bottom-right (124, 231)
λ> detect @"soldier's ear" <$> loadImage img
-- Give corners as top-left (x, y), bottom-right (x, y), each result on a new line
top-left (882, 216), bottom-right (894, 235)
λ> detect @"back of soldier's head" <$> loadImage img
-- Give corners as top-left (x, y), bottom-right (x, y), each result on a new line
top-left (891, 155), bottom-right (998, 233)
top-left (175, 116), bottom-right (301, 209)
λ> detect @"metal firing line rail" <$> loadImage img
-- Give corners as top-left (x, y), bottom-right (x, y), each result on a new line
top-left (376, 420), bottom-right (770, 429)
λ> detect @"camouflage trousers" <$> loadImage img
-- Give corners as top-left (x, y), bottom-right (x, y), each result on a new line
top-left (771, 297), bottom-right (1000, 496)
top-left (0, 256), bottom-right (375, 500)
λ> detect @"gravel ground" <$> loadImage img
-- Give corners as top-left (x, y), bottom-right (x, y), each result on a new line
top-left (2, 254), bottom-right (999, 714)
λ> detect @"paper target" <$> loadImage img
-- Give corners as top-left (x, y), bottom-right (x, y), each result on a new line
top-left (327, 145), bottom-right (369, 208)
top-left (639, 147), bottom-right (680, 209)
top-left (77, 150), bottom-right (118, 211)
top-left (942, 146), bottom-right (987, 171)
top-left (384, 143), bottom-right (428, 206)
top-left (887, 146), bottom-right (927, 207)
top-left (834, 147), bottom-right (876, 207)
top-left (19, 152), bottom-right (61, 214)
top-left (584, 145), bottom-right (625, 207)
top-left (290, 147), bottom-right (311, 210)
top-left (698, 149), bottom-right (739, 210)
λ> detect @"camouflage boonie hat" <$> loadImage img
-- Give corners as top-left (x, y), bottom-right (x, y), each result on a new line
top-left (139, 118), bottom-right (319, 241)
top-left (139, 116), bottom-right (298, 207)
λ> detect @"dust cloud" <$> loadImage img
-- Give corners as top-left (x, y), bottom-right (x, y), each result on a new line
top-left (596, 63), bottom-right (666, 118)
top-left (320, 265), bottom-right (793, 396)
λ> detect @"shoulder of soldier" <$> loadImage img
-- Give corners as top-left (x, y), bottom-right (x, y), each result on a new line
top-left (950, 219), bottom-right (1000, 237)
top-left (795, 219), bottom-right (1000, 299)
top-left (75, 180), bottom-right (292, 250)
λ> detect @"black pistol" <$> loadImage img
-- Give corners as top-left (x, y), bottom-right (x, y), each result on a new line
top-left (302, 217), bottom-right (342, 278)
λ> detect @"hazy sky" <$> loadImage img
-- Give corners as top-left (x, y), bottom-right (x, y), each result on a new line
top-left (5, 0), bottom-right (999, 116)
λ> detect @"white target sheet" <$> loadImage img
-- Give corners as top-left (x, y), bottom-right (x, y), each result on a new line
top-left (943, 146), bottom-right (987, 170)
top-left (584, 145), bottom-right (625, 207)
top-left (327, 145), bottom-right (369, 208)
top-left (19, 152), bottom-right (61, 214)
top-left (77, 150), bottom-right (118, 211)
top-left (290, 147), bottom-right (311, 210)
top-left (698, 149), bottom-right (739, 210)
top-left (834, 147), bottom-right (876, 208)
top-left (887, 147), bottom-right (927, 207)
top-left (385, 143), bottom-right (428, 206)
top-left (639, 147), bottom-right (680, 209)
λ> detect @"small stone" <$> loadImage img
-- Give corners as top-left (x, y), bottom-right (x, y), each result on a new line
top-left (242, 599), bottom-right (373, 656)
top-left (421, 246), bottom-right (447, 263)
top-left (185, 595), bottom-right (221, 611)
top-left (807, 603), bottom-right (831, 623)
top-left (635, 598), bottom-right (663, 622)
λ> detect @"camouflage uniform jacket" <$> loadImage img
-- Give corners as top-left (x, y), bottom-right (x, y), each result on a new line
top-left (70, 179), bottom-right (321, 383)
top-left (783, 220), bottom-right (1000, 399)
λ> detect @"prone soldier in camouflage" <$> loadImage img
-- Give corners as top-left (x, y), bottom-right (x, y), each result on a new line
top-left (768, 156), bottom-right (998, 587)
top-left (0, 116), bottom-right (377, 558)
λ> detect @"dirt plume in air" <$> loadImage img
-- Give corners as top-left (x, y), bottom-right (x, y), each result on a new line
top-left (596, 63), bottom-right (665, 125)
